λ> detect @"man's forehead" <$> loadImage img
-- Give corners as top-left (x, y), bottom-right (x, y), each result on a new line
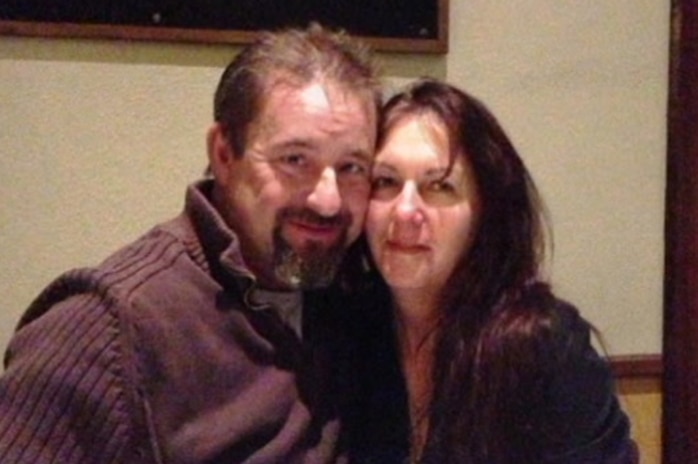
top-left (263, 81), bottom-right (333, 113)
top-left (245, 75), bottom-right (377, 152)
top-left (264, 80), bottom-right (344, 109)
top-left (262, 73), bottom-right (374, 109)
top-left (252, 81), bottom-right (375, 136)
top-left (298, 83), bottom-right (333, 108)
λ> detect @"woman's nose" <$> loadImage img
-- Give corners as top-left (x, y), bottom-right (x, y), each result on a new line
top-left (394, 182), bottom-right (425, 226)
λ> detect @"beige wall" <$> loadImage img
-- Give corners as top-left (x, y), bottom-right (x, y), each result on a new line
top-left (0, 2), bottom-right (668, 358)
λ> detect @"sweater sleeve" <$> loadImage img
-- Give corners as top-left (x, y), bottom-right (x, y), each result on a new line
top-left (0, 285), bottom-right (145, 464)
top-left (540, 303), bottom-right (639, 464)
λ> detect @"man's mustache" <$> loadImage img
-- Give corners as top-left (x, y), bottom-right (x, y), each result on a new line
top-left (279, 208), bottom-right (351, 228)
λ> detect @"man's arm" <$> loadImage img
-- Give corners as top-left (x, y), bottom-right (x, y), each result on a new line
top-left (0, 292), bottom-right (146, 463)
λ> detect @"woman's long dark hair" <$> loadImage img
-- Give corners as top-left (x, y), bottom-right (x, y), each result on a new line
top-left (378, 79), bottom-right (558, 463)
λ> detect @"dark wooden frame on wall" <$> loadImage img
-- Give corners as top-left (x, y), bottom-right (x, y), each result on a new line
top-left (0, 0), bottom-right (448, 53)
top-left (664, 1), bottom-right (698, 463)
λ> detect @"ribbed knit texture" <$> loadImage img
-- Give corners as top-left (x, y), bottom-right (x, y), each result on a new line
top-left (1, 180), bottom-right (345, 464)
top-left (0, 277), bottom-right (132, 463)
top-left (0, 227), bottom-right (186, 463)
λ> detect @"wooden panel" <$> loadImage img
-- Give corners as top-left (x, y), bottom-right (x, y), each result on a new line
top-left (617, 376), bottom-right (662, 464)
top-left (610, 354), bottom-right (663, 379)
top-left (664, 1), bottom-right (698, 463)
top-left (612, 355), bottom-right (663, 464)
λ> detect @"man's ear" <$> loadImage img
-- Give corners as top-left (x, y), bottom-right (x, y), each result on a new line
top-left (207, 123), bottom-right (236, 183)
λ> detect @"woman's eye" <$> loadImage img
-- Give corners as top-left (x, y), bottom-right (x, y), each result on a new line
top-left (427, 180), bottom-right (455, 193)
top-left (372, 176), bottom-right (398, 189)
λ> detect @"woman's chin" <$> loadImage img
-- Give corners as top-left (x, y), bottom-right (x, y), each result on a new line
top-left (380, 267), bottom-right (430, 290)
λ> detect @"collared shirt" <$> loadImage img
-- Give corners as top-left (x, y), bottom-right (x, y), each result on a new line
top-left (247, 287), bottom-right (303, 338)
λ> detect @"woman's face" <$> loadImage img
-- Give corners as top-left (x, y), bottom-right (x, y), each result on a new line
top-left (366, 113), bottom-right (481, 296)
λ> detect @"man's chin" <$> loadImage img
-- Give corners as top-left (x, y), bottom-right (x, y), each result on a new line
top-left (274, 266), bottom-right (337, 290)
top-left (273, 224), bottom-right (349, 289)
top-left (275, 248), bottom-right (344, 289)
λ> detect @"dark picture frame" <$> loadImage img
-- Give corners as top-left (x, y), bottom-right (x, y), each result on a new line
top-left (0, 0), bottom-right (449, 53)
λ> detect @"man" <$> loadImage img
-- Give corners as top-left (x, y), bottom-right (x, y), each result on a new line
top-left (0, 24), bottom-right (380, 463)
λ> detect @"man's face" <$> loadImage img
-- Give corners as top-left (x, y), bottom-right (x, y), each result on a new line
top-left (209, 80), bottom-right (377, 290)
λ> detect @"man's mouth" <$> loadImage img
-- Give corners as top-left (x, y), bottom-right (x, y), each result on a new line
top-left (279, 208), bottom-right (350, 248)
top-left (285, 219), bottom-right (344, 245)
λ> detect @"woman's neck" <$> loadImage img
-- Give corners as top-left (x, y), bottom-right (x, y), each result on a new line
top-left (391, 288), bottom-right (440, 462)
top-left (392, 288), bottom-right (440, 349)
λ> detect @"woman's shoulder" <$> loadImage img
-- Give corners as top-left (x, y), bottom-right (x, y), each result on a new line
top-left (504, 283), bottom-right (594, 358)
top-left (510, 285), bottom-right (612, 420)
top-left (515, 285), bottom-right (638, 463)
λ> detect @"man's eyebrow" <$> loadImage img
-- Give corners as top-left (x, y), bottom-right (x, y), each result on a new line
top-left (348, 149), bottom-right (373, 164)
top-left (273, 139), bottom-right (315, 150)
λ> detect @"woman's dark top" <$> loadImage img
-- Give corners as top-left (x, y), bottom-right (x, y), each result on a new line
top-left (335, 286), bottom-right (639, 464)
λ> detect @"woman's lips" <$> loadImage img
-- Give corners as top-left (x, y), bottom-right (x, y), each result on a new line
top-left (385, 240), bottom-right (429, 254)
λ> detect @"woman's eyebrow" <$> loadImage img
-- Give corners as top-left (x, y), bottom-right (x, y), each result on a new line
top-left (371, 162), bottom-right (398, 173)
top-left (424, 167), bottom-right (451, 177)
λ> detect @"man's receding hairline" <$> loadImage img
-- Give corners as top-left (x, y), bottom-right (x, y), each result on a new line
top-left (254, 71), bottom-right (378, 118)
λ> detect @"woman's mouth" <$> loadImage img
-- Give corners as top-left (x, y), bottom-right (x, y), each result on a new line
top-left (385, 240), bottom-right (429, 254)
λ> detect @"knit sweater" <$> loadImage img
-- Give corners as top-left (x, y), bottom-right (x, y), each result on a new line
top-left (0, 180), bottom-right (347, 464)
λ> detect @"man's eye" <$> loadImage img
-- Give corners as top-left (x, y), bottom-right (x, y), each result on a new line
top-left (280, 153), bottom-right (307, 166)
top-left (338, 162), bottom-right (368, 176)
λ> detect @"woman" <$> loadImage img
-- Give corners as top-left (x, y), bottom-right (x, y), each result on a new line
top-left (340, 79), bottom-right (638, 463)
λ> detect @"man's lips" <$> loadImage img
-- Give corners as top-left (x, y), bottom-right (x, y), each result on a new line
top-left (284, 220), bottom-right (344, 244)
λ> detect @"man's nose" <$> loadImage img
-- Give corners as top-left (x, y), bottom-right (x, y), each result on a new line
top-left (307, 167), bottom-right (342, 217)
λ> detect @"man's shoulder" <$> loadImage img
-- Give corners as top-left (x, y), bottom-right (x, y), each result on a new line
top-left (100, 217), bottom-right (195, 288)
top-left (18, 215), bottom-right (201, 328)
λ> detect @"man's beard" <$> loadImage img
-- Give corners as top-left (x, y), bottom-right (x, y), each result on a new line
top-left (272, 208), bottom-right (350, 289)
